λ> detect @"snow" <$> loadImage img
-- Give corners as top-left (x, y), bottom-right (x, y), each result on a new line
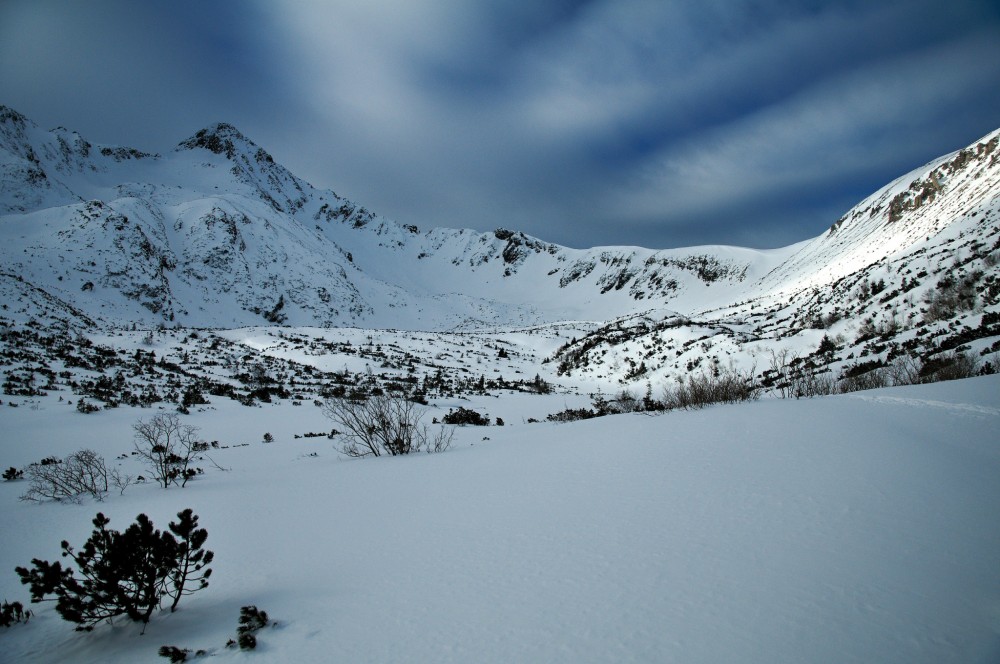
top-left (1, 105), bottom-right (1000, 663)
top-left (2, 376), bottom-right (999, 663)
top-left (7, 105), bottom-right (994, 334)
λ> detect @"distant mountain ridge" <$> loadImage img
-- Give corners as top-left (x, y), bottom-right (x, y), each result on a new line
top-left (1, 105), bottom-right (998, 347)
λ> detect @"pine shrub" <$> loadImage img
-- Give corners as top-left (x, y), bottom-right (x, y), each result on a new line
top-left (236, 605), bottom-right (269, 650)
top-left (16, 510), bottom-right (213, 631)
top-left (1, 599), bottom-right (31, 627)
top-left (442, 407), bottom-right (490, 426)
top-left (158, 645), bottom-right (190, 662)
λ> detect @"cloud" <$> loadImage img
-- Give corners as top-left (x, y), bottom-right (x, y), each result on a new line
top-left (1, 0), bottom-right (998, 250)
top-left (259, 0), bottom-right (999, 248)
top-left (607, 29), bottom-right (1000, 224)
top-left (0, 0), bottom-right (294, 147)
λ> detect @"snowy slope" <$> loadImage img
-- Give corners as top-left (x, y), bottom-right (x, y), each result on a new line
top-left (0, 376), bottom-right (998, 663)
top-left (757, 128), bottom-right (1000, 295)
top-left (7, 105), bottom-right (996, 336)
top-left (546, 129), bottom-right (1000, 386)
top-left (2, 104), bottom-right (1000, 663)
top-left (1, 104), bottom-right (999, 385)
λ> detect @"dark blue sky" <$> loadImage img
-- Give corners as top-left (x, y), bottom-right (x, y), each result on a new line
top-left (2, 0), bottom-right (999, 249)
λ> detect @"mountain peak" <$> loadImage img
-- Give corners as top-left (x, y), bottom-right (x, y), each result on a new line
top-left (176, 122), bottom-right (257, 159)
top-left (0, 105), bottom-right (30, 129)
top-left (0, 105), bottom-right (38, 154)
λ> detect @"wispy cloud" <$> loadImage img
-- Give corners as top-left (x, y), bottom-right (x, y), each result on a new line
top-left (612, 30), bottom-right (1000, 223)
top-left (2, 0), bottom-right (998, 249)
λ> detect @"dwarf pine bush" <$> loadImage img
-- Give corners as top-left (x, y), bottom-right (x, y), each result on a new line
top-left (16, 509), bottom-right (213, 631)
top-left (0, 599), bottom-right (31, 627)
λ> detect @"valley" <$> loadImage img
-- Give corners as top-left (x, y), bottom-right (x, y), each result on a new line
top-left (1, 105), bottom-right (999, 663)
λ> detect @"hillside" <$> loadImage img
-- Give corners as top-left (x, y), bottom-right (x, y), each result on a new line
top-left (0, 105), bottom-right (777, 330)
top-left (3, 105), bottom-right (999, 394)
top-left (4, 105), bottom-right (995, 339)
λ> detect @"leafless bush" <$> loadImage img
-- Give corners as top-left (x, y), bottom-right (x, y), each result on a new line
top-left (322, 393), bottom-right (453, 457)
top-left (608, 389), bottom-right (641, 414)
top-left (764, 347), bottom-right (799, 398)
top-left (425, 427), bottom-right (454, 454)
top-left (791, 370), bottom-right (839, 397)
top-left (592, 389), bottom-right (644, 415)
top-left (133, 413), bottom-right (202, 488)
top-left (923, 274), bottom-right (979, 323)
top-left (661, 366), bottom-right (759, 410)
top-left (921, 350), bottom-right (980, 382)
top-left (838, 368), bottom-right (889, 393)
top-left (856, 311), bottom-right (903, 342)
top-left (870, 351), bottom-right (982, 388)
top-left (811, 310), bottom-right (841, 329)
top-left (21, 449), bottom-right (108, 503)
top-left (885, 354), bottom-right (923, 386)
top-left (110, 468), bottom-right (138, 495)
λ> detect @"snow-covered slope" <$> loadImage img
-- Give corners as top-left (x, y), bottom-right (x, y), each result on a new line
top-left (3, 105), bottom-right (989, 334)
top-left (2, 104), bottom-right (999, 662)
top-left (7, 103), bottom-right (759, 329)
top-left (1, 376), bottom-right (998, 663)
top-left (544, 129), bottom-right (1000, 386)
top-left (1, 105), bottom-right (999, 386)
top-left (757, 128), bottom-right (1000, 295)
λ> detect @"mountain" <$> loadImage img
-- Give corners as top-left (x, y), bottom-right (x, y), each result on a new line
top-left (0, 103), bottom-right (800, 331)
top-left (1, 104), bottom-right (998, 386)
top-left (2, 106), bottom-right (998, 664)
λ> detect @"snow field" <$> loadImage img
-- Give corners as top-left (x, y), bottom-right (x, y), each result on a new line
top-left (1, 376), bottom-right (998, 662)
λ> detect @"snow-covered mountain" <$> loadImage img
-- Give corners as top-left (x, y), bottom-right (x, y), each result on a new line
top-left (1, 104), bottom-right (800, 331)
top-left (1, 105), bottom-right (998, 385)
top-left (3, 106), bottom-right (999, 664)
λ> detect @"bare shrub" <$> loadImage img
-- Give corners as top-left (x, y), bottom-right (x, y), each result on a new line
top-left (21, 449), bottom-right (108, 503)
top-left (838, 367), bottom-right (889, 393)
top-left (923, 274), bottom-right (979, 323)
top-left (133, 413), bottom-right (202, 488)
top-left (763, 347), bottom-right (800, 398)
top-left (791, 371), bottom-right (839, 397)
top-left (592, 389), bottom-right (644, 415)
top-left (110, 468), bottom-right (138, 496)
top-left (855, 317), bottom-right (878, 342)
top-left (921, 350), bottom-right (980, 382)
top-left (886, 354), bottom-right (923, 386)
top-left (322, 393), bottom-right (453, 457)
top-left (857, 312), bottom-right (903, 341)
top-left (875, 351), bottom-right (983, 388)
top-left (661, 366), bottom-right (759, 410)
top-left (608, 389), bottom-right (642, 414)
